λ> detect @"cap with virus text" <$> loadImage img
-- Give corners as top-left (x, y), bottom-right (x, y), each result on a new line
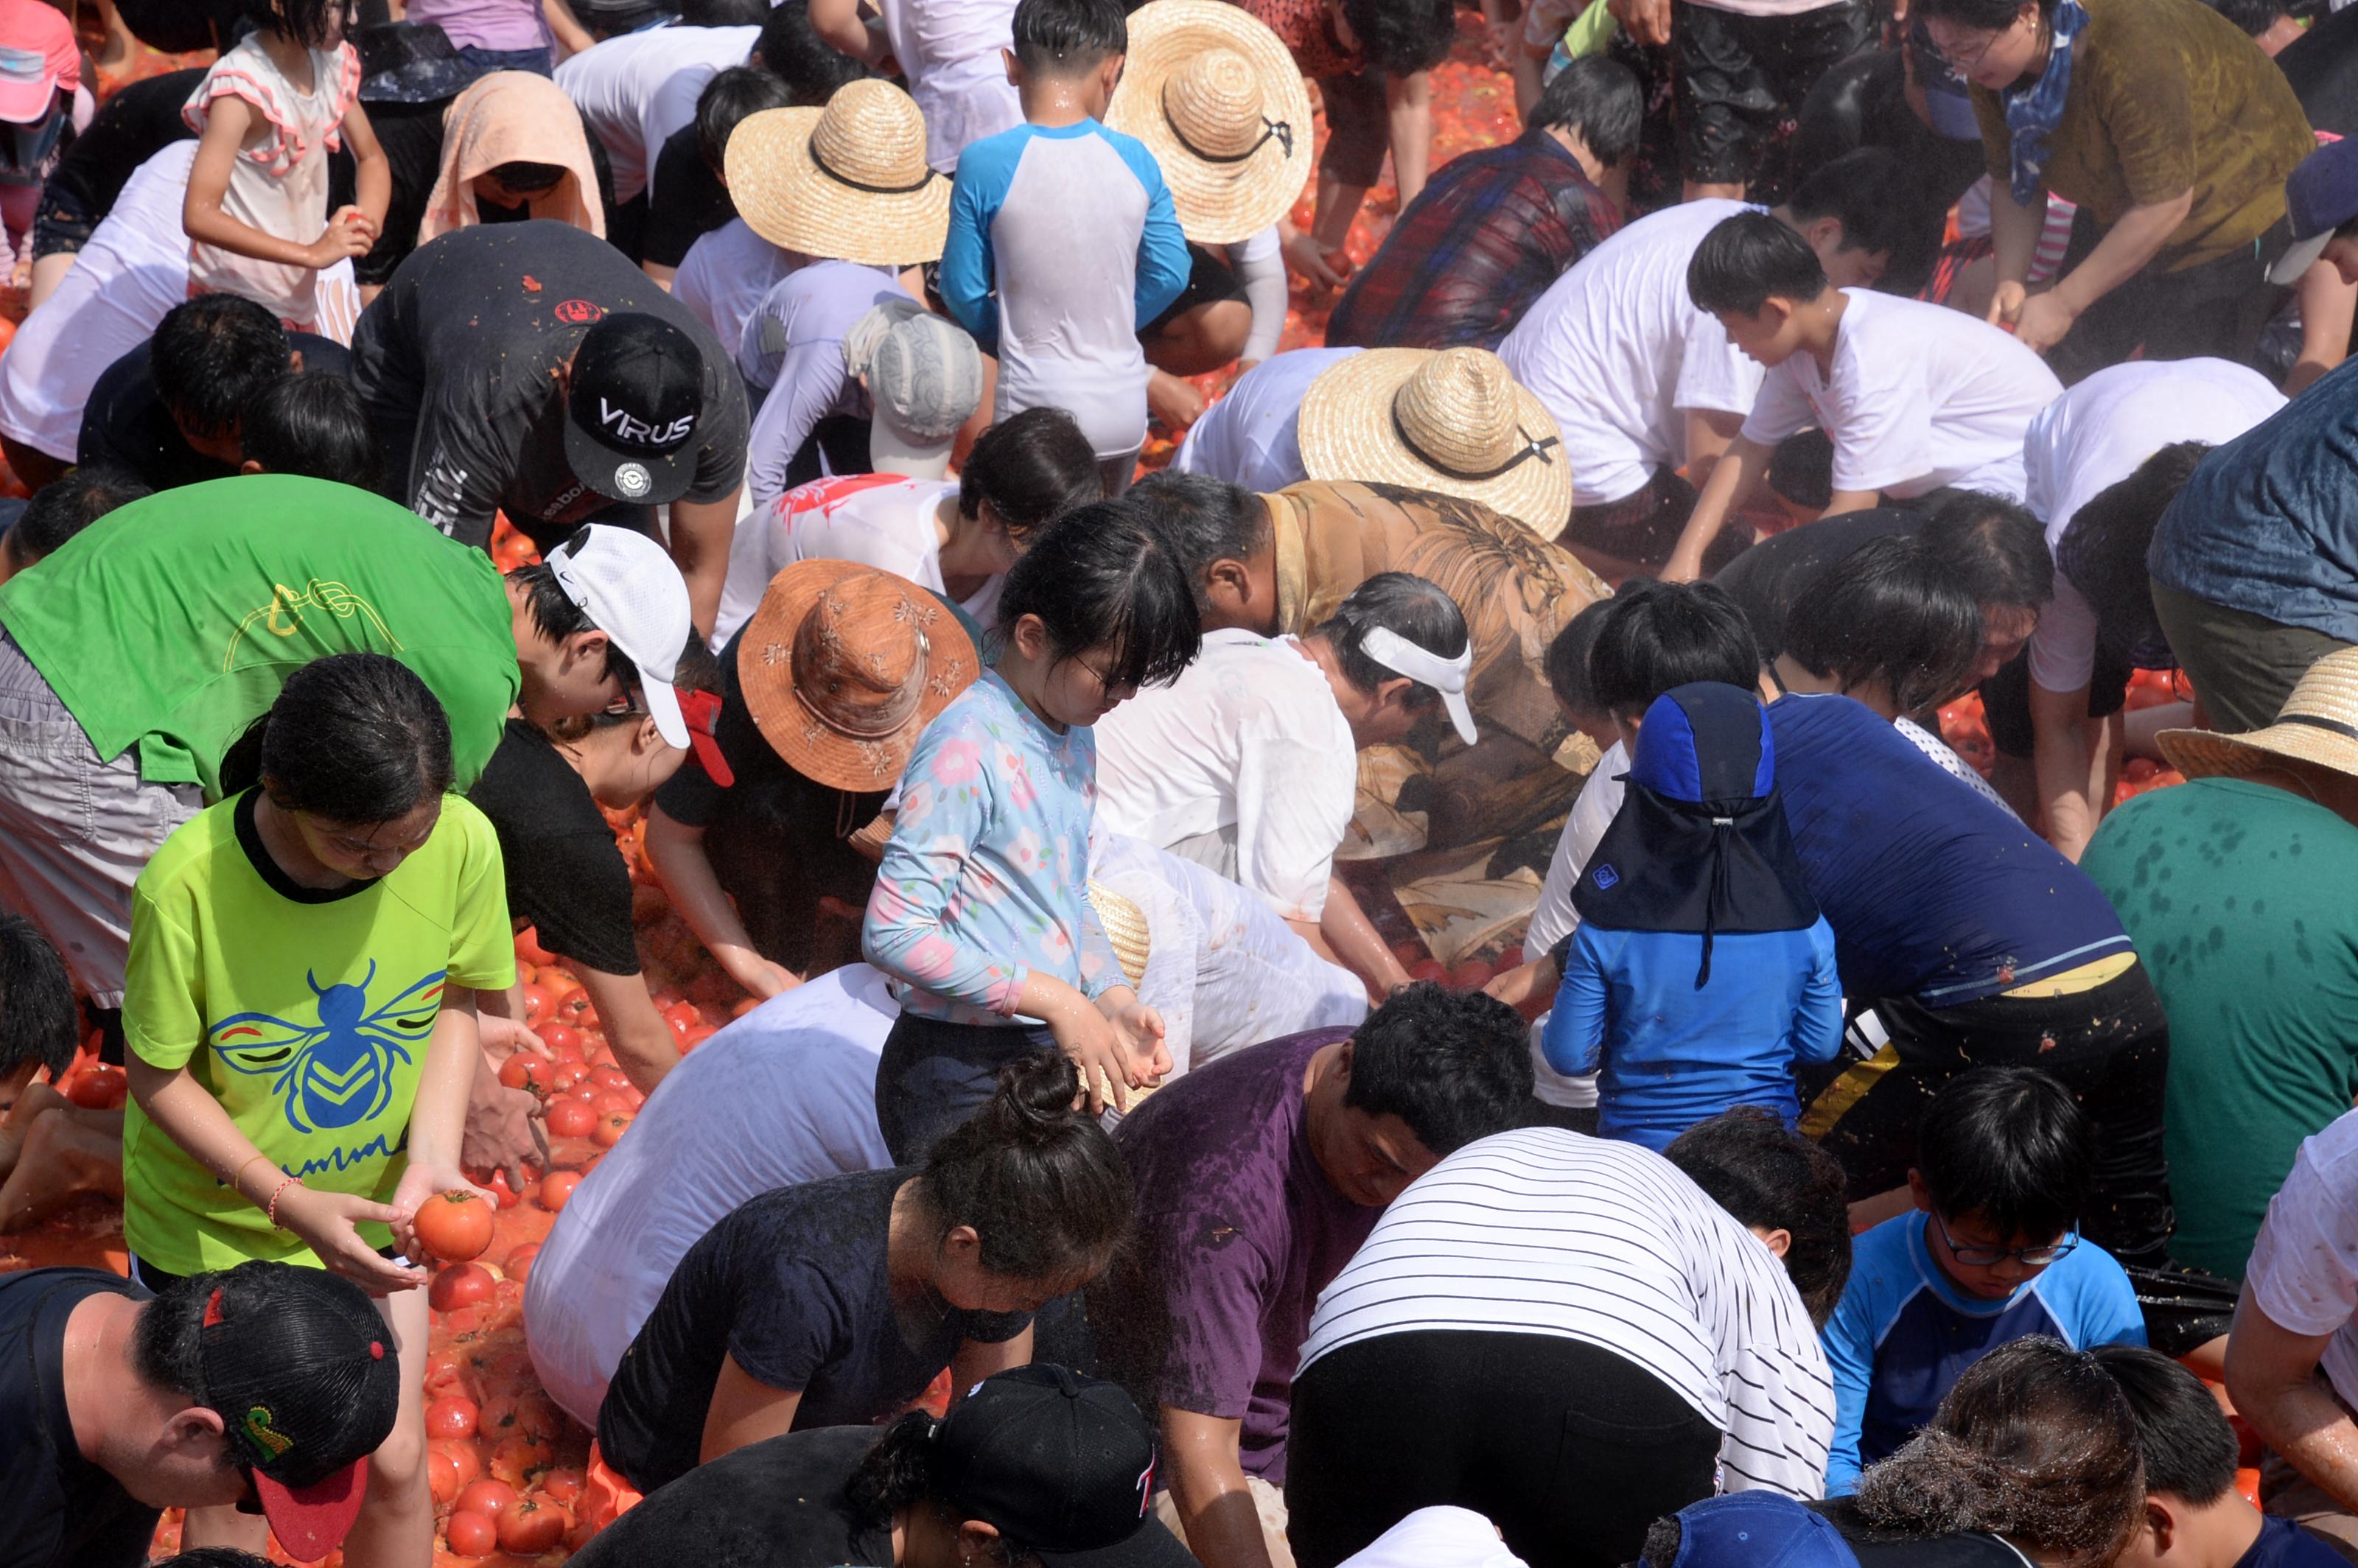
top-left (564, 312), bottom-right (708, 508)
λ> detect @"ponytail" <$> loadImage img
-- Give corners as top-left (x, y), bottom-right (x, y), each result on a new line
top-left (919, 1052), bottom-right (1133, 1281)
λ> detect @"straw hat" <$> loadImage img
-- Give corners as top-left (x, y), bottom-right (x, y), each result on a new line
top-left (2158, 649), bottom-right (2358, 784)
top-left (1105, 0), bottom-right (1314, 245)
top-left (738, 559), bottom-right (978, 793)
top-left (1296, 348), bottom-right (1575, 536)
top-left (725, 83), bottom-right (951, 267)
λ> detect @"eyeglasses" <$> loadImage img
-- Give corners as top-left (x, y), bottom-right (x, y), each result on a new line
top-left (1929, 15), bottom-right (2018, 72)
top-left (1074, 655), bottom-right (1136, 700)
top-left (1931, 1211), bottom-right (2079, 1268)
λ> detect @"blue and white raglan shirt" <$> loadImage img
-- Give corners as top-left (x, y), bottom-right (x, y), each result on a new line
top-left (940, 119), bottom-right (1191, 462)
top-left (1822, 1211), bottom-right (2145, 1494)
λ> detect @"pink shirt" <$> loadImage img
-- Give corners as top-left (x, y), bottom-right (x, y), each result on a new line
top-left (405, 0), bottom-right (551, 54)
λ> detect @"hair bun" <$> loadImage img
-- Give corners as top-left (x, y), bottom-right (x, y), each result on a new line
top-left (990, 1050), bottom-right (1082, 1138)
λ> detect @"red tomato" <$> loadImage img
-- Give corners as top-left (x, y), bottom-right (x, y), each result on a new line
top-left (498, 1054), bottom-right (550, 1095)
top-left (662, 1000), bottom-right (702, 1042)
top-left (539, 1023), bottom-right (584, 1058)
top-left (489, 1433), bottom-right (554, 1488)
top-left (545, 1096), bottom-right (596, 1139)
top-left (540, 1466), bottom-right (586, 1506)
top-left (423, 1348), bottom-right (466, 1397)
top-left (456, 1479), bottom-right (519, 1519)
top-left (519, 981), bottom-right (553, 1023)
top-left (514, 927), bottom-right (556, 967)
top-left (1407, 959), bottom-right (1449, 984)
top-left (504, 1242), bottom-right (541, 1286)
top-left (1388, 940), bottom-right (1428, 969)
top-left (437, 1438), bottom-right (482, 1490)
top-left (444, 1510), bottom-right (499, 1558)
top-left (413, 1191), bottom-right (494, 1262)
top-left (424, 1395), bottom-right (479, 1442)
top-left (427, 1262), bottom-right (497, 1313)
top-left (650, 987), bottom-right (686, 1011)
top-left (1451, 960), bottom-right (1494, 992)
top-left (499, 1494), bottom-right (571, 1554)
top-left (547, 1061), bottom-right (591, 1094)
top-left (681, 1026), bottom-right (717, 1052)
top-left (730, 995), bottom-right (762, 1019)
top-left (592, 1110), bottom-right (632, 1148)
top-left (483, 1169), bottom-right (522, 1210)
top-left (539, 1169), bottom-right (583, 1211)
top-left (1496, 945), bottom-right (1524, 972)
top-left (590, 1091), bottom-right (633, 1116)
top-left (590, 1065), bottom-right (633, 1093)
top-left (427, 1443), bottom-right (466, 1505)
top-left (63, 1064), bottom-right (128, 1110)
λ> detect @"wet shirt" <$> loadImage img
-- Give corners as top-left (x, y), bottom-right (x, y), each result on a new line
top-left (596, 1168), bottom-right (1030, 1493)
top-left (76, 332), bottom-right (351, 491)
top-left (1088, 1029), bottom-right (1366, 1483)
top-left (0, 1269), bottom-right (158, 1568)
top-left (467, 718), bottom-right (640, 977)
top-left (566, 1426), bottom-right (893, 1568)
top-left (349, 220), bottom-right (749, 550)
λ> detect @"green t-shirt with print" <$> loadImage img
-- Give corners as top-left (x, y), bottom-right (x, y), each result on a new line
top-left (2082, 777), bottom-right (2358, 1280)
top-left (121, 790), bottom-right (516, 1275)
top-left (0, 475), bottom-right (517, 798)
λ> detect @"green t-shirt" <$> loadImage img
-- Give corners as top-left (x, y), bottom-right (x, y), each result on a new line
top-left (2081, 777), bottom-right (2358, 1280)
top-left (0, 475), bottom-right (518, 798)
top-left (121, 790), bottom-right (516, 1275)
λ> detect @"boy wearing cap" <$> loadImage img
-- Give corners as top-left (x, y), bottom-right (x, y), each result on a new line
top-left (940, 0), bottom-right (1190, 493)
top-left (0, 1259), bottom-right (400, 1568)
top-left (349, 220), bottom-right (751, 631)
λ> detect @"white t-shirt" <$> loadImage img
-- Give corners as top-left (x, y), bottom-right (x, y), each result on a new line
top-left (1741, 290), bottom-right (2063, 503)
top-left (1498, 199), bottom-right (1766, 508)
top-left (522, 965), bottom-right (896, 1425)
top-left (1301, 1128), bottom-right (1837, 1500)
top-left (2021, 360), bottom-right (2285, 695)
top-left (2245, 1107), bottom-right (2358, 1410)
top-left (1092, 629), bottom-right (1359, 923)
top-left (1337, 1508), bottom-right (1528, 1568)
top-left (874, 0), bottom-right (1024, 173)
top-left (724, 472), bottom-right (1003, 645)
top-left (673, 219), bottom-right (810, 379)
top-left (553, 22), bottom-right (759, 204)
top-left (1171, 347), bottom-right (1360, 497)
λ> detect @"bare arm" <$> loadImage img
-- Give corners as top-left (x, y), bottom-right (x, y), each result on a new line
top-left (341, 99), bottom-right (391, 233)
top-left (1385, 73), bottom-right (1433, 209)
top-left (1663, 434), bottom-right (1773, 583)
top-left (2005, 191), bottom-right (2194, 354)
top-left (700, 1354), bottom-right (805, 1464)
top-left (573, 963), bottom-right (682, 1094)
top-left (1162, 1408), bottom-right (1276, 1568)
top-left (2288, 261), bottom-right (2358, 397)
top-left (645, 803), bottom-right (801, 998)
top-left (641, 259), bottom-right (678, 290)
top-left (1304, 877), bottom-right (1409, 999)
top-left (951, 1323), bottom-right (1035, 1393)
top-left (807, 0), bottom-right (894, 66)
top-left (2029, 676), bottom-right (2106, 861)
top-left (184, 97), bottom-right (371, 269)
top-left (1682, 408), bottom-right (1746, 493)
top-left (545, 0), bottom-right (594, 60)
top-left (668, 491), bottom-right (741, 638)
top-left (2225, 1287), bottom-right (2358, 1512)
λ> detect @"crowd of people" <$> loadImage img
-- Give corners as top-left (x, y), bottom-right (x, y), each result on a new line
top-left (1, 0), bottom-right (2357, 1564)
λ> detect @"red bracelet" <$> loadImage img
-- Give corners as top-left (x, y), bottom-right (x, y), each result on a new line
top-left (265, 1175), bottom-right (303, 1229)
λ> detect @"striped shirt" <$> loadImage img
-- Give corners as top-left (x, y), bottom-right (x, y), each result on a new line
top-left (1298, 1129), bottom-right (1836, 1499)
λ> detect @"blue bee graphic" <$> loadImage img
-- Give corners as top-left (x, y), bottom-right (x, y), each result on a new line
top-left (209, 963), bottom-right (446, 1134)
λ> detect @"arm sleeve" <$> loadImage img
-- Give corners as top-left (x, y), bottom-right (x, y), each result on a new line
top-left (685, 360), bottom-right (750, 504)
top-left (2078, 1250), bottom-right (2150, 1349)
top-left (742, 337), bottom-right (847, 512)
top-left (1791, 920), bottom-right (1845, 1066)
top-left (727, 1257), bottom-right (847, 1394)
top-left (1076, 869), bottom-right (1122, 1003)
top-left (122, 883), bottom-right (203, 1071)
top-left (1231, 718), bottom-right (1351, 923)
top-left (1149, 1221), bottom-right (1277, 1417)
top-left (2026, 575), bottom-right (2101, 695)
top-left (1673, 310), bottom-right (1766, 419)
top-left (640, 66), bottom-right (718, 207)
top-left (1234, 228), bottom-right (1289, 363)
top-left (1819, 1263), bottom-right (1880, 1497)
top-left (1738, 365), bottom-right (1820, 449)
top-left (940, 139), bottom-right (1014, 349)
top-left (2247, 1149), bottom-right (2358, 1338)
top-left (2089, 45), bottom-right (2197, 206)
top-left (511, 828), bottom-right (642, 977)
top-left (1539, 925), bottom-right (1609, 1077)
top-left (444, 800), bottom-right (519, 991)
top-left (348, 283), bottom-right (426, 504)
top-left (1712, 1243), bottom-right (1836, 1499)
top-left (861, 718), bottom-right (1028, 1016)
top-left (1123, 145), bottom-right (1194, 328)
top-left (1822, 355), bottom-right (1932, 496)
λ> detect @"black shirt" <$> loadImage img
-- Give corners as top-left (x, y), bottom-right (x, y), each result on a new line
top-left (39, 69), bottom-right (203, 230)
top-left (597, 1168), bottom-right (1031, 1494)
top-left (651, 627), bottom-right (889, 834)
top-left (348, 220), bottom-right (751, 551)
top-left (76, 333), bottom-right (354, 491)
top-left (567, 1425), bottom-right (893, 1568)
top-left (0, 1268), bottom-right (158, 1568)
top-left (643, 123), bottom-right (735, 269)
top-left (2278, 5), bottom-right (2358, 139)
top-left (1709, 507), bottom-right (1923, 663)
top-left (466, 718), bottom-right (641, 976)
top-left (1811, 1500), bottom-right (2043, 1565)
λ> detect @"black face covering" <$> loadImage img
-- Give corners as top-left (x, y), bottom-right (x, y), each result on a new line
top-left (1570, 682), bottom-right (1819, 988)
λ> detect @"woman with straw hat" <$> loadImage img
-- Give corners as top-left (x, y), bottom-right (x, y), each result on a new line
top-left (645, 559), bottom-right (978, 998)
top-left (1106, 0), bottom-right (1313, 424)
top-left (2079, 648), bottom-right (2358, 1287)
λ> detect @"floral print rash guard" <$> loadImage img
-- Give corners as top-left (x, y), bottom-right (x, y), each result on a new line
top-left (863, 669), bottom-right (1121, 1023)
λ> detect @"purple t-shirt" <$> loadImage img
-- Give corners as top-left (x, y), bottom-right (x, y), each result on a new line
top-left (1088, 1027), bottom-right (1370, 1483)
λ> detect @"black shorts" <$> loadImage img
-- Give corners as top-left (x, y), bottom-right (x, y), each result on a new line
top-left (1319, 69), bottom-right (1390, 188)
top-left (873, 1015), bottom-right (1058, 1166)
top-left (1978, 643), bottom-right (2135, 760)
top-left (1673, 1), bottom-right (1874, 187)
top-left (1144, 243), bottom-right (1248, 335)
top-left (1563, 467), bottom-right (1698, 566)
top-left (29, 183), bottom-right (98, 260)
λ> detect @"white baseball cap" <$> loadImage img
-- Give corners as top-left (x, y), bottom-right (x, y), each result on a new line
top-left (545, 525), bottom-right (692, 749)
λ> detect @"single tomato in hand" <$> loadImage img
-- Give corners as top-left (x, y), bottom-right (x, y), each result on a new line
top-left (413, 1191), bottom-right (494, 1262)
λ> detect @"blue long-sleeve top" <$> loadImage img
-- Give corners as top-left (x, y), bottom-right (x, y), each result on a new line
top-left (1820, 1211), bottom-right (2146, 1495)
top-left (1540, 919), bottom-right (1844, 1150)
top-left (940, 116), bottom-right (1190, 458)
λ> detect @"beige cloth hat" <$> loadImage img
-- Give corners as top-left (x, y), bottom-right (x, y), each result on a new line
top-left (1105, 0), bottom-right (1314, 245)
top-left (1296, 348), bottom-right (1575, 537)
top-left (2159, 648), bottom-right (2358, 783)
top-left (726, 83), bottom-right (951, 267)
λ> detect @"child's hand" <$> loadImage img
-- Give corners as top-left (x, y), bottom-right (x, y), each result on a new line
top-left (1107, 1001), bottom-right (1172, 1087)
top-left (304, 206), bottom-right (376, 267)
top-left (387, 1161), bottom-right (499, 1264)
top-left (1048, 1001), bottom-right (1136, 1117)
top-left (276, 1184), bottom-right (427, 1295)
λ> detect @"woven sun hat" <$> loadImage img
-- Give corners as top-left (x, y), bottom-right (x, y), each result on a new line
top-left (725, 82), bottom-right (951, 267)
top-left (2158, 648), bottom-right (2358, 785)
top-left (738, 559), bottom-right (979, 793)
top-left (1104, 0), bottom-right (1313, 245)
top-left (1296, 347), bottom-right (1575, 536)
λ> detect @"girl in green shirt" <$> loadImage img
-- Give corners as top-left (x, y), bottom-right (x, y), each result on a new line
top-left (122, 652), bottom-right (515, 1566)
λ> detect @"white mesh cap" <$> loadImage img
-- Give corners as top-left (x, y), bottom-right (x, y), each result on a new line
top-left (844, 299), bottom-right (984, 447)
top-left (546, 525), bottom-right (693, 749)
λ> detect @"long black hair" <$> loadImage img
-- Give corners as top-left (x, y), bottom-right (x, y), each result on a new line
top-left (917, 1051), bottom-right (1133, 1281)
top-left (1783, 535), bottom-right (1984, 714)
top-left (994, 500), bottom-right (1201, 693)
top-left (242, 0), bottom-right (354, 49)
top-left (2053, 442), bottom-right (2211, 671)
top-left (225, 653), bottom-right (454, 824)
top-left (959, 409), bottom-right (1104, 544)
top-left (0, 914), bottom-right (79, 1081)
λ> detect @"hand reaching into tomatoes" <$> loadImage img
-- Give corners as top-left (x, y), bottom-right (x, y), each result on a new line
top-left (464, 1040), bottom-right (547, 1193)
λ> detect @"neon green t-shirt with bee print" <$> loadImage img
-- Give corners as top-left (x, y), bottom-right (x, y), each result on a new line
top-left (122, 788), bottom-right (515, 1275)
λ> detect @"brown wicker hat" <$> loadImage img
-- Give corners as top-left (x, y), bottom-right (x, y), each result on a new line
top-left (1105, 0), bottom-right (1314, 245)
top-left (1296, 347), bottom-right (1575, 537)
top-left (2159, 649), bottom-right (2358, 784)
top-left (726, 83), bottom-right (951, 267)
top-left (738, 559), bottom-right (978, 792)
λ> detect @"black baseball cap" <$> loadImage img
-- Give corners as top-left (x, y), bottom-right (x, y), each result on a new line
top-left (564, 312), bottom-right (708, 508)
top-left (186, 1261), bottom-right (403, 1563)
top-left (933, 1366), bottom-right (1196, 1568)
top-left (2271, 135), bottom-right (2358, 284)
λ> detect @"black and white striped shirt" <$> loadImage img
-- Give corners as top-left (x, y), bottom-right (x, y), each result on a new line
top-left (1298, 1129), bottom-right (1836, 1499)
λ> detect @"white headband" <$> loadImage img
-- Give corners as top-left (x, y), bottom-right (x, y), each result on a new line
top-left (1361, 626), bottom-right (1479, 746)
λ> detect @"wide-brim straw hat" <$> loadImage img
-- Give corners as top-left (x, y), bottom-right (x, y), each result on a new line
top-left (2159, 648), bottom-right (2358, 784)
top-left (738, 559), bottom-right (979, 794)
top-left (1296, 348), bottom-right (1575, 536)
top-left (727, 83), bottom-right (951, 267)
top-left (1105, 0), bottom-right (1314, 245)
